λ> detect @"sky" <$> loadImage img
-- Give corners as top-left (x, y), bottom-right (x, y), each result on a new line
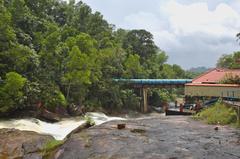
top-left (79, 0), bottom-right (240, 69)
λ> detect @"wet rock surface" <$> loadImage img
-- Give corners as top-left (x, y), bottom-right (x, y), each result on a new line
top-left (39, 109), bottom-right (61, 122)
top-left (56, 116), bottom-right (240, 159)
top-left (0, 128), bottom-right (54, 159)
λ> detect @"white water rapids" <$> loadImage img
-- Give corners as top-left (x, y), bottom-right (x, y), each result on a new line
top-left (0, 112), bottom-right (125, 140)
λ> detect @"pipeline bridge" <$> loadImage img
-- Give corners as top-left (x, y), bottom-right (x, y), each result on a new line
top-left (114, 79), bottom-right (192, 113)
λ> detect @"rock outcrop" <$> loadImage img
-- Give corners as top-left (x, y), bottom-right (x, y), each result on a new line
top-left (0, 128), bottom-right (54, 159)
top-left (1, 116), bottom-right (240, 159)
top-left (39, 109), bottom-right (61, 122)
top-left (55, 116), bottom-right (240, 159)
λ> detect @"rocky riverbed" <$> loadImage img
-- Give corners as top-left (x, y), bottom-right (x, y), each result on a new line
top-left (56, 115), bottom-right (240, 159)
top-left (1, 114), bottom-right (240, 159)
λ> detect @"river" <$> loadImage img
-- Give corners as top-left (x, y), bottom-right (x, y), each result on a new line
top-left (0, 112), bottom-right (125, 140)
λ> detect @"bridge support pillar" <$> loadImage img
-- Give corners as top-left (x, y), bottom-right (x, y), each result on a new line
top-left (237, 106), bottom-right (240, 126)
top-left (142, 87), bottom-right (148, 113)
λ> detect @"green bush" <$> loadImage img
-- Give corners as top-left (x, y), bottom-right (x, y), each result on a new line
top-left (84, 116), bottom-right (95, 126)
top-left (0, 72), bottom-right (27, 113)
top-left (121, 89), bottom-right (141, 110)
top-left (99, 85), bottom-right (124, 111)
top-left (194, 102), bottom-right (237, 125)
top-left (149, 89), bottom-right (176, 107)
top-left (39, 84), bottom-right (67, 110)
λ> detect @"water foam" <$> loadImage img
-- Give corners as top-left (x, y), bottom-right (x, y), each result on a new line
top-left (0, 112), bottom-right (125, 140)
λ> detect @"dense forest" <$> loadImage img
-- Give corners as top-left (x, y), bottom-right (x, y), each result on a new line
top-left (0, 0), bottom-right (227, 115)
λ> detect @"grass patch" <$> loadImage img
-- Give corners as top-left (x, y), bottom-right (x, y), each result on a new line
top-left (84, 116), bottom-right (95, 126)
top-left (42, 139), bottom-right (64, 156)
top-left (194, 102), bottom-right (237, 125)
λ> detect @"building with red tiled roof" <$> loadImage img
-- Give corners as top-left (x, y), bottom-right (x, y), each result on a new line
top-left (192, 68), bottom-right (240, 84)
top-left (185, 68), bottom-right (240, 98)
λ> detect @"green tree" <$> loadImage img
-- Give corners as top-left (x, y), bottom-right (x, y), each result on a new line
top-left (172, 64), bottom-right (185, 78)
top-left (217, 52), bottom-right (240, 69)
top-left (0, 0), bottom-right (16, 52)
top-left (0, 0), bottom-right (190, 115)
top-left (113, 29), bottom-right (128, 45)
top-left (123, 29), bottom-right (158, 61)
top-left (231, 52), bottom-right (240, 68)
top-left (63, 46), bottom-right (92, 103)
top-left (123, 54), bottom-right (146, 78)
top-left (71, 2), bottom-right (92, 33)
top-left (217, 54), bottom-right (234, 68)
top-left (39, 84), bottom-right (67, 110)
top-left (85, 48), bottom-right (125, 109)
top-left (146, 52), bottom-right (168, 78)
top-left (1, 44), bottom-right (39, 78)
top-left (0, 72), bottom-right (27, 113)
top-left (160, 64), bottom-right (176, 79)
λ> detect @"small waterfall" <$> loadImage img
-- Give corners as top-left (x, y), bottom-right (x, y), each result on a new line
top-left (0, 112), bottom-right (125, 140)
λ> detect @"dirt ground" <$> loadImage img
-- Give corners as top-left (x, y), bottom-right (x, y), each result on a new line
top-left (56, 114), bottom-right (240, 159)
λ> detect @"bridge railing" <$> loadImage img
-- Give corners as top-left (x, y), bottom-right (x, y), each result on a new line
top-left (114, 79), bottom-right (192, 85)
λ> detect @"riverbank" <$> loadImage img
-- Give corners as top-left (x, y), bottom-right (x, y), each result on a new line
top-left (1, 113), bottom-right (240, 158)
top-left (56, 115), bottom-right (240, 159)
top-left (194, 102), bottom-right (239, 127)
top-left (0, 112), bottom-right (125, 158)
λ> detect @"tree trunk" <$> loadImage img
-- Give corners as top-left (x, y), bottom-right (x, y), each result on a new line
top-left (67, 83), bottom-right (71, 101)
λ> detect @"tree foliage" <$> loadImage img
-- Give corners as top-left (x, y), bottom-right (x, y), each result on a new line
top-left (123, 29), bottom-right (158, 61)
top-left (217, 51), bottom-right (240, 69)
top-left (123, 54), bottom-right (146, 78)
top-left (0, 72), bottom-right (26, 113)
top-left (220, 73), bottom-right (240, 84)
top-left (0, 0), bottom-right (189, 114)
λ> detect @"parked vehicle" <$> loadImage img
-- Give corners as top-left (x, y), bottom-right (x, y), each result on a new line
top-left (183, 103), bottom-right (196, 109)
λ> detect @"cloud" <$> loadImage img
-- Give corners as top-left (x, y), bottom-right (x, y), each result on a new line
top-left (162, 1), bottom-right (240, 68)
top-left (164, 2), bottom-right (240, 36)
top-left (120, 1), bottom-right (240, 68)
top-left (122, 12), bottom-right (162, 31)
top-left (79, 0), bottom-right (240, 69)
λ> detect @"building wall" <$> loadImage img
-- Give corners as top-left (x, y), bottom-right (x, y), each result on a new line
top-left (185, 85), bottom-right (240, 98)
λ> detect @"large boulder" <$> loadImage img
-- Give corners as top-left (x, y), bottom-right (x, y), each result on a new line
top-left (55, 116), bottom-right (240, 159)
top-left (39, 109), bottom-right (61, 122)
top-left (0, 128), bottom-right (54, 159)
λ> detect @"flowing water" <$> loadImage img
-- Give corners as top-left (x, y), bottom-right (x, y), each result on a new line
top-left (0, 112), bottom-right (125, 140)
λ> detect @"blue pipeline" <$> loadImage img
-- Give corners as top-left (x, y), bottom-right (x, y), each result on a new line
top-left (114, 79), bottom-right (192, 85)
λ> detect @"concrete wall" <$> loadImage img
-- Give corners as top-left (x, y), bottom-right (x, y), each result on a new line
top-left (185, 85), bottom-right (240, 98)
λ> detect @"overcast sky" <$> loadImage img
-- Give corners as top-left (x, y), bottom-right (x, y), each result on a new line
top-left (79, 0), bottom-right (240, 69)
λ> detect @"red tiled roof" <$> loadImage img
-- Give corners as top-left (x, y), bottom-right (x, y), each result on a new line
top-left (192, 68), bottom-right (240, 84)
top-left (185, 83), bottom-right (240, 87)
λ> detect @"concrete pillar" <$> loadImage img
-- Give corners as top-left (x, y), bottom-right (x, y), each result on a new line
top-left (139, 88), bottom-right (143, 112)
top-left (142, 87), bottom-right (148, 113)
top-left (238, 106), bottom-right (240, 126)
